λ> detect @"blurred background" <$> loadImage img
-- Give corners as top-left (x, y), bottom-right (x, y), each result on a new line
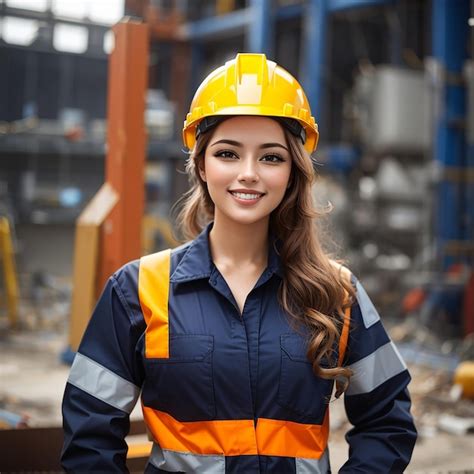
top-left (0, 0), bottom-right (473, 471)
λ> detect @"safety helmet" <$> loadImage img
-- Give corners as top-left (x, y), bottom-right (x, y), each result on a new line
top-left (182, 53), bottom-right (319, 153)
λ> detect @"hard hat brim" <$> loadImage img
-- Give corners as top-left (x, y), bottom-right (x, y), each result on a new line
top-left (183, 107), bottom-right (319, 153)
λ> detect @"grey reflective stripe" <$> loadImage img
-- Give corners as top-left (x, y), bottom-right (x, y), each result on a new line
top-left (295, 449), bottom-right (330, 474)
top-left (356, 279), bottom-right (380, 328)
top-left (346, 341), bottom-right (407, 396)
top-left (67, 352), bottom-right (140, 413)
top-left (148, 443), bottom-right (225, 473)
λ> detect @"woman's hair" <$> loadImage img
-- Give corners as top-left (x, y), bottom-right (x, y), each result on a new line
top-left (174, 120), bottom-right (356, 386)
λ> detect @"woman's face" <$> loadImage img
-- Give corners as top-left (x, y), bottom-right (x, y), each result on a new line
top-left (199, 116), bottom-right (292, 227)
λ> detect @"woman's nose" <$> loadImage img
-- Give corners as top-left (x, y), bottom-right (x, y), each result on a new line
top-left (237, 159), bottom-right (259, 183)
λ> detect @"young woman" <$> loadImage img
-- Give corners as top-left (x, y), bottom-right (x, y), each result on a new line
top-left (61, 53), bottom-right (417, 473)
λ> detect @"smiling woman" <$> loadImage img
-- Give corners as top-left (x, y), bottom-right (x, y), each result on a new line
top-left (61, 53), bottom-right (417, 473)
top-left (199, 116), bottom-right (292, 228)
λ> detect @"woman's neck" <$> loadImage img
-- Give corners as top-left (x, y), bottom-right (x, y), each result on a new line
top-left (208, 214), bottom-right (269, 271)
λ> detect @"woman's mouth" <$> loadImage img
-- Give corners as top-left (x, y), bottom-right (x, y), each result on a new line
top-left (229, 191), bottom-right (265, 204)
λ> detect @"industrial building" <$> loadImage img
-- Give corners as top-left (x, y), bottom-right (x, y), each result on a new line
top-left (0, 0), bottom-right (473, 471)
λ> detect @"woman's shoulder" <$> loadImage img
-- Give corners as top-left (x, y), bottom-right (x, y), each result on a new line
top-left (328, 259), bottom-right (353, 285)
top-left (113, 242), bottom-right (189, 276)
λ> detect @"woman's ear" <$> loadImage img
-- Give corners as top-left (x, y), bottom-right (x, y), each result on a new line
top-left (197, 159), bottom-right (206, 182)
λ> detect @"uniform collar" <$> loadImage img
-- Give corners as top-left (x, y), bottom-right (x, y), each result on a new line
top-left (170, 221), bottom-right (284, 284)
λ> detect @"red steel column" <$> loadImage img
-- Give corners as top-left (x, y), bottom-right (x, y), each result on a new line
top-left (97, 19), bottom-right (149, 293)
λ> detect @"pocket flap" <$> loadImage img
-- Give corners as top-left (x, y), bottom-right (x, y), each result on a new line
top-left (148, 334), bottom-right (214, 362)
top-left (280, 334), bottom-right (310, 362)
top-left (171, 335), bottom-right (213, 360)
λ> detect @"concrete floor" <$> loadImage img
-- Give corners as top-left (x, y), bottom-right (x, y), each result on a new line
top-left (1, 329), bottom-right (473, 473)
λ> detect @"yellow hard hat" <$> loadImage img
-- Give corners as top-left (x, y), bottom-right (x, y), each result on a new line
top-left (182, 53), bottom-right (319, 153)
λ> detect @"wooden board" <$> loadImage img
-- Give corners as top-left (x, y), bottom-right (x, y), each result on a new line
top-left (69, 183), bottom-right (118, 351)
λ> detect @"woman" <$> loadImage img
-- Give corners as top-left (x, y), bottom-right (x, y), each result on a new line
top-left (61, 53), bottom-right (416, 473)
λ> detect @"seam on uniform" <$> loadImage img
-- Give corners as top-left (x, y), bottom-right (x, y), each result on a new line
top-left (111, 275), bottom-right (143, 335)
top-left (162, 449), bottom-right (225, 457)
top-left (172, 273), bottom-right (212, 283)
top-left (254, 290), bottom-right (263, 420)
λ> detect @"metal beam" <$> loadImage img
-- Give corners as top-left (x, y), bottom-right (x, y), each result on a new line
top-left (188, 41), bottom-right (205, 108)
top-left (247, 0), bottom-right (273, 56)
top-left (178, 8), bottom-right (250, 41)
top-left (97, 19), bottom-right (149, 291)
top-left (301, 0), bottom-right (328, 134)
top-left (275, 3), bottom-right (303, 21)
top-left (431, 0), bottom-right (470, 268)
top-left (327, 0), bottom-right (395, 12)
top-left (466, 61), bottom-right (474, 264)
top-left (0, 4), bottom-right (115, 28)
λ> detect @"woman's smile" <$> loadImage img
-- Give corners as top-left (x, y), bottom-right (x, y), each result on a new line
top-left (228, 189), bottom-right (266, 205)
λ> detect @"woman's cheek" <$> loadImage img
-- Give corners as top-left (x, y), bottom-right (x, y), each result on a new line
top-left (269, 168), bottom-right (291, 194)
top-left (206, 160), bottom-right (233, 184)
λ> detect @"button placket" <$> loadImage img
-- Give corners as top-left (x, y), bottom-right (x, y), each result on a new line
top-left (209, 268), bottom-right (241, 319)
top-left (209, 267), bottom-right (255, 419)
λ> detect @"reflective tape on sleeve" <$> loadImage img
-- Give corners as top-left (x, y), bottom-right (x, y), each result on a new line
top-left (67, 352), bottom-right (140, 413)
top-left (346, 341), bottom-right (407, 396)
top-left (355, 279), bottom-right (380, 329)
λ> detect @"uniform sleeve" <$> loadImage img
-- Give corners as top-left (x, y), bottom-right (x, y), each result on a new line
top-left (340, 277), bottom-right (417, 473)
top-left (61, 268), bottom-right (145, 472)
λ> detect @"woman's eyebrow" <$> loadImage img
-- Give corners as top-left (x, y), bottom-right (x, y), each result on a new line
top-left (260, 142), bottom-right (289, 152)
top-left (210, 139), bottom-right (289, 152)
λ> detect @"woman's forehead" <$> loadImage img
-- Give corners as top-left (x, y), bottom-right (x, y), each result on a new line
top-left (210, 116), bottom-right (286, 144)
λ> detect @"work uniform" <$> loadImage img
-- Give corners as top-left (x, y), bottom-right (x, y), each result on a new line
top-left (61, 221), bottom-right (417, 473)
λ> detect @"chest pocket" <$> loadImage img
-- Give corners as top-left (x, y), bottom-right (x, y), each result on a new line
top-left (277, 334), bottom-right (333, 422)
top-left (142, 334), bottom-right (216, 422)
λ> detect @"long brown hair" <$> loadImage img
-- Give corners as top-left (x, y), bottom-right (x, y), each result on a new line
top-left (174, 121), bottom-right (355, 386)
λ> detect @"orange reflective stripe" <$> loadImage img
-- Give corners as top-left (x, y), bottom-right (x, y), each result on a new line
top-left (139, 249), bottom-right (171, 358)
top-left (142, 406), bottom-right (258, 455)
top-left (338, 304), bottom-right (351, 366)
top-left (256, 411), bottom-right (329, 459)
top-left (142, 405), bottom-right (329, 459)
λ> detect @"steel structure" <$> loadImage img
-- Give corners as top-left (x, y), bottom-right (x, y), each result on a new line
top-left (97, 19), bottom-right (150, 291)
top-left (178, 0), bottom-right (396, 112)
top-left (431, 0), bottom-right (471, 268)
top-left (124, 0), bottom-right (471, 272)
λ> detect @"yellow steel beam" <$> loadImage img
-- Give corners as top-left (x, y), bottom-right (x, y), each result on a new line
top-left (0, 216), bottom-right (19, 328)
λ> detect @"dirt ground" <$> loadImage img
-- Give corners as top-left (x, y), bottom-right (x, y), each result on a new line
top-left (1, 329), bottom-right (473, 473)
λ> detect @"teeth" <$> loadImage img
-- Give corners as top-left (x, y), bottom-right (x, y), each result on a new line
top-left (231, 192), bottom-right (262, 200)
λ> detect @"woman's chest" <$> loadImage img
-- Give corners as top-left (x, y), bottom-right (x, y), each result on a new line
top-left (139, 281), bottom-right (334, 425)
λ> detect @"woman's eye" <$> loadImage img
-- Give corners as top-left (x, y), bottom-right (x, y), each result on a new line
top-left (261, 154), bottom-right (285, 163)
top-left (215, 150), bottom-right (237, 159)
